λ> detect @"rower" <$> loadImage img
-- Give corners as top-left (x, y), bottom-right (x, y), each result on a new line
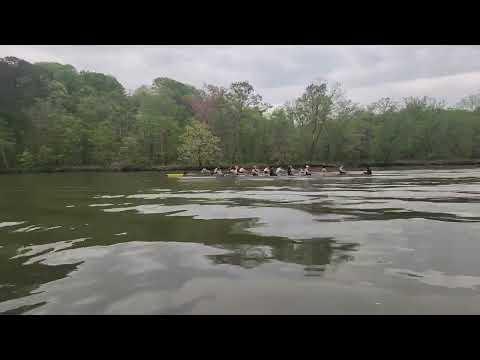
top-left (238, 166), bottom-right (246, 175)
top-left (269, 166), bottom-right (277, 176)
top-left (213, 167), bottom-right (223, 175)
top-left (364, 165), bottom-right (372, 176)
top-left (338, 164), bottom-right (346, 175)
top-left (305, 165), bottom-right (311, 176)
top-left (201, 168), bottom-right (209, 175)
top-left (230, 166), bottom-right (238, 175)
top-left (251, 166), bottom-right (259, 176)
top-left (275, 166), bottom-right (284, 176)
top-left (287, 165), bottom-right (294, 176)
top-left (263, 166), bottom-right (270, 175)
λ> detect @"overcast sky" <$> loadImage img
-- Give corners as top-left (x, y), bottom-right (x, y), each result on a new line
top-left (1, 45), bottom-right (479, 107)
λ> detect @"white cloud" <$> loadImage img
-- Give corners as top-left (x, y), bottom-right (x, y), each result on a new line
top-left (349, 71), bottom-right (480, 105)
top-left (1, 45), bottom-right (480, 106)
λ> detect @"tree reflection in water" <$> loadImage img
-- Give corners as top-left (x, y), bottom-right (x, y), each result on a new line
top-left (208, 238), bottom-right (358, 276)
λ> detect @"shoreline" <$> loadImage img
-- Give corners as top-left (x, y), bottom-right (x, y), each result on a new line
top-left (0, 159), bottom-right (479, 175)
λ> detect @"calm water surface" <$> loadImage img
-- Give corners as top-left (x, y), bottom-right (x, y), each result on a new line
top-left (1, 169), bottom-right (480, 314)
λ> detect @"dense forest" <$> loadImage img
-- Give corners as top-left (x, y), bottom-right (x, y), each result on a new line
top-left (1, 56), bottom-right (480, 170)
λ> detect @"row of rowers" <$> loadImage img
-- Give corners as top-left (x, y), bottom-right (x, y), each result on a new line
top-left (201, 165), bottom-right (312, 176)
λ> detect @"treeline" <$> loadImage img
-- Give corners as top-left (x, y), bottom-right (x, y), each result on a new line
top-left (1, 56), bottom-right (480, 170)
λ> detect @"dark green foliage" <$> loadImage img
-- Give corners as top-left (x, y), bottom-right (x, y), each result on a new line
top-left (0, 56), bottom-right (479, 170)
top-left (0, 117), bottom-right (15, 168)
top-left (17, 150), bottom-right (34, 169)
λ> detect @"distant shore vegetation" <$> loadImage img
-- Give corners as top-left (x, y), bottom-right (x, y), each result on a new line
top-left (1, 56), bottom-right (480, 172)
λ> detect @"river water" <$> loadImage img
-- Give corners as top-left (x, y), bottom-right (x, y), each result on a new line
top-left (1, 169), bottom-right (480, 314)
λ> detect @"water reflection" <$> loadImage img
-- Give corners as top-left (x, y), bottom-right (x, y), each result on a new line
top-left (209, 239), bottom-right (358, 276)
top-left (0, 254), bottom-right (81, 310)
top-left (1, 169), bottom-right (480, 314)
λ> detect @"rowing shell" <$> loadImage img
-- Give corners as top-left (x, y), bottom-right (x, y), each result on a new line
top-left (178, 173), bottom-right (374, 180)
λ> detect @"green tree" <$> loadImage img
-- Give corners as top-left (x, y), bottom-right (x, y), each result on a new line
top-left (118, 136), bottom-right (147, 165)
top-left (287, 81), bottom-right (341, 161)
top-left (3, 56), bottom-right (480, 170)
top-left (91, 121), bottom-right (118, 166)
top-left (0, 118), bottom-right (15, 168)
top-left (178, 121), bottom-right (221, 167)
top-left (267, 108), bottom-right (297, 163)
top-left (37, 145), bottom-right (55, 167)
top-left (17, 150), bottom-right (34, 169)
top-left (224, 81), bottom-right (270, 162)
